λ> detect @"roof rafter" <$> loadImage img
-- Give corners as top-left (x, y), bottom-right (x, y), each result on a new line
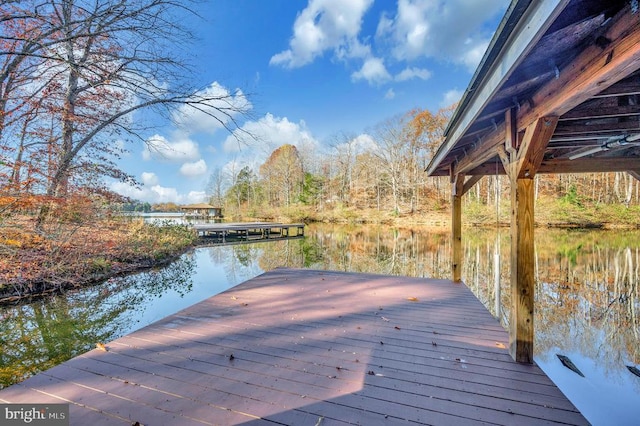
top-left (445, 2), bottom-right (640, 177)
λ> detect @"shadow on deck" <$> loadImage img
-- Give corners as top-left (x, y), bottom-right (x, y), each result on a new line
top-left (0, 268), bottom-right (587, 425)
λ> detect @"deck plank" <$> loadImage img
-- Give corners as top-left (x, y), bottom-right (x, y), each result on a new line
top-left (0, 268), bottom-right (588, 425)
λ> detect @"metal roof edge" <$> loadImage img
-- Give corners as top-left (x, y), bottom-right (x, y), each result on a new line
top-left (426, 0), bottom-right (568, 176)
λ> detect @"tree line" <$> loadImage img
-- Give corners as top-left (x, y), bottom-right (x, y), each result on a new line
top-left (1, 1), bottom-right (638, 227)
top-left (208, 107), bottom-right (640, 220)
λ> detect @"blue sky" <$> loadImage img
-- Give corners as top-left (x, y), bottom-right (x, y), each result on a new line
top-left (111, 0), bottom-right (509, 205)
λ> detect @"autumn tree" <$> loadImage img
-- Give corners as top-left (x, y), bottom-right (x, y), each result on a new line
top-left (259, 144), bottom-right (304, 207)
top-left (408, 105), bottom-right (454, 206)
top-left (0, 0), bottom-right (251, 226)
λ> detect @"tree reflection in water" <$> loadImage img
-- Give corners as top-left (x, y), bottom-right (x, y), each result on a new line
top-left (0, 255), bottom-right (195, 387)
top-left (1, 224), bottom-right (638, 424)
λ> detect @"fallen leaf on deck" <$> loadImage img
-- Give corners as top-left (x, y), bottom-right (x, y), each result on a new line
top-left (407, 297), bottom-right (419, 301)
top-left (394, 326), bottom-right (401, 330)
top-left (495, 342), bottom-right (506, 348)
top-left (96, 342), bottom-right (108, 352)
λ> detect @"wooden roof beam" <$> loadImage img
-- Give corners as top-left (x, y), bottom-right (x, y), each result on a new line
top-left (592, 70), bottom-right (640, 98)
top-left (451, 123), bottom-right (506, 176)
top-left (539, 157), bottom-right (640, 173)
top-left (514, 116), bottom-right (559, 178)
top-left (426, 0), bottom-right (570, 176)
top-left (468, 157), bottom-right (640, 175)
top-left (449, 3), bottom-right (640, 177)
top-left (521, 3), bottom-right (640, 122)
top-left (553, 120), bottom-right (640, 136)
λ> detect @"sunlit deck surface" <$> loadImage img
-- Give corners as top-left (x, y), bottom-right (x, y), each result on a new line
top-left (0, 268), bottom-right (587, 425)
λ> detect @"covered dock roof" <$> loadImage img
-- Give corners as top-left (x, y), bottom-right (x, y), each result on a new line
top-left (425, 0), bottom-right (640, 363)
top-left (427, 0), bottom-right (640, 179)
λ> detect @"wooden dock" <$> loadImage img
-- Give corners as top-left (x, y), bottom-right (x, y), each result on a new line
top-left (193, 222), bottom-right (304, 242)
top-left (0, 269), bottom-right (588, 425)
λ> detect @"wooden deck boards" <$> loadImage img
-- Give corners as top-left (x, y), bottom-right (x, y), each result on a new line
top-left (0, 268), bottom-right (588, 425)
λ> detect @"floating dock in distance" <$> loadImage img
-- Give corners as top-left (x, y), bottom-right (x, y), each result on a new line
top-left (192, 222), bottom-right (305, 242)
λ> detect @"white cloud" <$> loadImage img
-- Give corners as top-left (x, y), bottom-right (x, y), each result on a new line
top-left (352, 133), bottom-right (377, 151)
top-left (141, 172), bottom-right (158, 186)
top-left (384, 88), bottom-right (395, 100)
top-left (442, 88), bottom-right (463, 107)
top-left (142, 134), bottom-right (200, 162)
top-left (270, 0), bottom-right (375, 68)
top-left (110, 181), bottom-right (180, 204)
top-left (186, 191), bottom-right (208, 204)
top-left (461, 39), bottom-right (491, 70)
top-left (172, 82), bottom-right (252, 135)
top-left (395, 67), bottom-right (431, 82)
top-left (221, 113), bottom-right (319, 160)
top-left (110, 178), bottom-right (208, 204)
top-left (351, 57), bottom-right (391, 85)
top-left (376, 0), bottom-right (506, 71)
top-left (333, 133), bottom-right (377, 157)
top-left (180, 159), bottom-right (208, 177)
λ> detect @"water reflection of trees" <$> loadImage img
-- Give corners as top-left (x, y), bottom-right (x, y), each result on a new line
top-left (460, 228), bottom-right (640, 372)
top-left (4, 226), bottom-right (637, 389)
top-left (0, 256), bottom-right (195, 388)
top-left (303, 224), bottom-right (451, 278)
top-left (300, 224), bottom-right (639, 378)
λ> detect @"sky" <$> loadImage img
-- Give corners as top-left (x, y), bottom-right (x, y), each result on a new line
top-left (111, 0), bottom-right (509, 205)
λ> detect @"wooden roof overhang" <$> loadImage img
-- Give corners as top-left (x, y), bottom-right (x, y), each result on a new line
top-left (424, 0), bottom-right (640, 364)
top-left (426, 0), bottom-right (640, 181)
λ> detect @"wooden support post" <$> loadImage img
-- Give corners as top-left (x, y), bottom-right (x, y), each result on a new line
top-left (501, 116), bottom-right (556, 363)
top-left (451, 172), bottom-right (465, 282)
top-left (509, 176), bottom-right (535, 363)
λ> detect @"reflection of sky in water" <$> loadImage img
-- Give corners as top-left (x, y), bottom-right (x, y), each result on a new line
top-left (536, 349), bottom-right (640, 426)
top-left (106, 247), bottom-right (264, 336)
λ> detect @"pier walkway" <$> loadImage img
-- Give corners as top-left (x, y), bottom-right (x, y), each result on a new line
top-left (193, 222), bottom-right (304, 242)
top-left (0, 269), bottom-right (587, 425)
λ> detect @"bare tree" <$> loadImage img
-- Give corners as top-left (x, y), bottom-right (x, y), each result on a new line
top-left (370, 115), bottom-right (407, 214)
top-left (1, 1), bottom-right (251, 225)
top-left (206, 166), bottom-right (227, 208)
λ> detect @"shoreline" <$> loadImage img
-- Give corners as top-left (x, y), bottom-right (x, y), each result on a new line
top-left (1, 219), bottom-right (638, 307)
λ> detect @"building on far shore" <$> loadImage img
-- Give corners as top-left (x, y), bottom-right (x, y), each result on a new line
top-left (180, 203), bottom-right (223, 220)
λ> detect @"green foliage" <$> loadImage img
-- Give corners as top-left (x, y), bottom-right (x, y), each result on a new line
top-left (89, 257), bottom-right (111, 273)
top-left (298, 172), bottom-right (323, 205)
top-left (124, 221), bottom-right (196, 261)
top-left (560, 185), bottom-right (583, 207)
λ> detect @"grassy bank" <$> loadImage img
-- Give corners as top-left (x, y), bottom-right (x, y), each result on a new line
top-left (2, 195), bottom-right (638, 305)
top-left (0, 216), bottom-right (197, 304)
top-left (233, 196), bottom-right (640, 229)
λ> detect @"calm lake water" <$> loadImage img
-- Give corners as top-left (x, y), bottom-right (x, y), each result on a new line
top-left (1, 223), bottom-right (638, 425)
